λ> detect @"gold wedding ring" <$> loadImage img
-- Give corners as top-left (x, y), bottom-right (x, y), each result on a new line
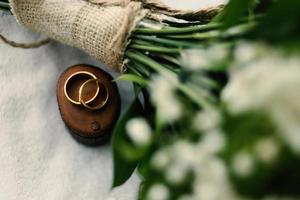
top-left (64, 71), bottom-right (109, 111)
top-left (64, 71), bottom-right (100, 105)
top-left (79, 79), bottom-right (109, 111)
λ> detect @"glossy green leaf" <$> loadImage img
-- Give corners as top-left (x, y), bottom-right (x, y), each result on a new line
top-left (115, 74), bottom-right (149, 87)
top-left (213, 0), bottom-right (256, 29)
top-left (112, 98), bottom-right (144, 187)
top-left (254, 0), bottom-right (300, 42)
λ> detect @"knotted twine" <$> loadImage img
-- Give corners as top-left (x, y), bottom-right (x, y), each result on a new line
top-left (4, 0), bottom-right (222, 72)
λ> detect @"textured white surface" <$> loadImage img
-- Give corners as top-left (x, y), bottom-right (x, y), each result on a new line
top-left (0, 0), bottom-right (225, 199)
top-left (0, 11), bottom-right (139, 200)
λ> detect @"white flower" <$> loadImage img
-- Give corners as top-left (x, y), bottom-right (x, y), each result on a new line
top-left (152, 139), bottom-right (237, 200)
top-left (196, 158), bottom-right (227, 181)
top-left (181, 49), bottom-right (210, 71)
top-left (147, 184), bottom-right (170, 200)
top-left (234, 41), bottom-right (280, 67)
top-left (181, 44), bottom-right (228, 71)
top-left (255, 137), bottom-right (280, 163)
top-left (200, 129), bottom-right (226, 155)
top-left (271, 106), bottom-right (300, 155)
top-left (151, 148), bottom-right (171, 170)
top-left (222, 54), bottom-right (300, 114)
top-left (193, 108), bottom-right (221, 132)
top-left (223, 50), bottom-right (300, 154)
top-left (165, 163), bottom-right (188, 185)
top-left (126, 118), bottom-right (152, 146)
top-left (178, 195), bottom-right (196, 200)
top-left (158, 97), bottom-right (182, 122)
top-left (173, 141), bottom-right (197, 168)
top-left (234, 41), bottom-right (257, 64)
top-left (207, 44), bottom-right (229, 62)
top-left (231, 151), bottom-right (255, 177)
top-left (195, 183), bottom-right (218, 200)
top-left (222, 57), bottom-right (281, 113)
top-left (150, 75), bottom-right (182, 122)
top-left (193, 158), bottom-right (235, 200)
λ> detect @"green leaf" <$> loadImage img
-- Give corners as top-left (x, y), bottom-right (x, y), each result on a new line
top-left (115, 74), bottom-right (149, 87)
top-left (254, 0), bottom-right (300, 42)
top-left (213, 0), bottom-right (256, 29)
top-left (118, 143), bottom-right (151, 161)
top-left (221, 111), bottom-right (279, 197)
top-left (112, 98), bottom-right (144, 187)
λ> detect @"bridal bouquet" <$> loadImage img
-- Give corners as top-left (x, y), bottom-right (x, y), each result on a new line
top-left (1, 0), bottom-right (300, 199)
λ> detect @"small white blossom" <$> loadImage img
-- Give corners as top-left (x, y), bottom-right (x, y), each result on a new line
top-left (271, 106), bottom-right (300, 155)
top-left (193, 109), bottom-right (221, 132)
top-left (173, 141), bottom-right (197, 168)
top-left (150, 76), bottom-right (182, 122)
top-left (223, 51), bottom-right (300, 153)
top-left (181, 44), bottom-right (228, 71)
top-left (193, 158), bottom-right (235, 200)
top-left (158, 97), bottom-right (182, 122)
top-left (207, 44), bottom-right (229, 62)
top-left (200, 129), bottom-right (226, 155)
top-left (232, 151), bottom-right (255, 177)
top-left (194, 158), bottom-right (227, 184)
top-left (126, 118), bottom-right (152, 146)
top-left (178, 195), bottom-right (196, 200)
top-left (255, 138), bottom-right (280, 163)
top-left (151, 149), bottom-right (171, 170)
top-left (196, 183), bottom-right (218, 200)
top-left (147, 184), bottom-right (170, 200)
top-left (222, 57), bottom-right (282, 113)
top-left (222, 54), bottom-right (300, 114)
top-left (181, 49), bottom-right (210, 71)
top-left (194, 180), bottom-right (236, 200)
top-left (165, 163), bottom-right (188, 185)
top-left (234, 41), bottom-right (257, 64)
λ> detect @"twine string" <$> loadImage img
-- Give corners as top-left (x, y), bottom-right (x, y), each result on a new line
top-left (0, 34), bottom-right (50, 48)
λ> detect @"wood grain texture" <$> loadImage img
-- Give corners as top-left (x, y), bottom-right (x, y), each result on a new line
top-left (57, 64), bottom-right (121, 146)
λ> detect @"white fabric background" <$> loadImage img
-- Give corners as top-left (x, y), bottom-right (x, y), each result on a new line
top-left (0, 1), bottom-right (225, 199)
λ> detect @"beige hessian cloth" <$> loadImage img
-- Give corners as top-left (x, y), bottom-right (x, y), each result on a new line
top-left (9, 0), bottom-right (221, 72)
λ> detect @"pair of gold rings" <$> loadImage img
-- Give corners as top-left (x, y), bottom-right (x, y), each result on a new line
top-left (64, 71), bottom-right (109, 110)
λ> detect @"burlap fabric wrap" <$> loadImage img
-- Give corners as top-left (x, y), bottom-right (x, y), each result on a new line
top-left (9, 0), bottom-right (222, 72)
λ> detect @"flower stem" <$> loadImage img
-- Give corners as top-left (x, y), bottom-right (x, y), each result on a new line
top-left (153, 54), bottom-right (181, 66)
top-left (134, 22), bottom-right (221, 35)
top-left (126, 51), bottom-right (214, 109)
top-left (166, 30), bottom-right (221, 40)
top-left (0, 2), bottom-right (10, 10)
top-left (132, 35), bottom-right (202, 48)
top-left (165, 22), bottom-right (257, 40)
top-left (129, 44), bottom-right (181, 54)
